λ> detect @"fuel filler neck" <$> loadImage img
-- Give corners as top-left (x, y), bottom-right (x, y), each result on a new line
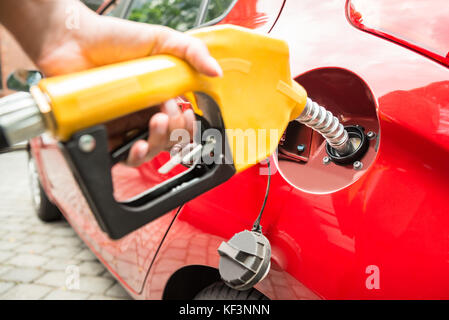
top-left (295, 98), bottom-right (369, 164)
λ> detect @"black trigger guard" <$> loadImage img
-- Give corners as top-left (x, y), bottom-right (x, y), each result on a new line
top-left (61, 124), bottom-right (235, 240)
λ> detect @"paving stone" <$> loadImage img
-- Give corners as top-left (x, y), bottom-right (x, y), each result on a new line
top-left (30, 225), bottom-right (57, 235)
top-left (2, 232), bottom-right (28, 242)
top-left (0, 240), bottom-right (20, 251)
top-left (41, 258), bottom-right (80, 272)
top-left (0, 267), bottom-right (44, 283)
top-left (0, 223), bottom-right (29, 232)
top-left (43, 246), bottom-right (81, 259)
top-left (44, 289), bottom-right (90, 300)
top-left (51, 228), bottom-right (77, 237)
top-left (78, 276), bottom-right (115, 294)
top-left (35, 271), bottom-right (67, 288)
top-left (105, 283), bottom-right (130, 299)
top-left (0, 281), bottom-right (14, 295)
top-left (1, 284), bottom-right (52, 300)
top-left (0, 265), bottom-right (12, 276)
top-left (79, 261), bottom-right (105, 276)
top-left (74, 249), bottom-right (97, 261)
top-left (15, 243), bottom-right (51, 254)
top-left (48, 236), bottom-right (82, 247)
top-left (23, 234), bottom-right (51, 243)
top-left (8, 253), bottom-right (48, 267)
top-left (0, 152), bottom-right (130, 300)
top-left (0, 250), bottom-right (14, 263)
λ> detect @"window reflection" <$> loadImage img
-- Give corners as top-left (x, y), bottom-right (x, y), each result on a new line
top-left (204, 0), bottom-right (235, 23)
top-left (127, 0), bottom-right (202, 31)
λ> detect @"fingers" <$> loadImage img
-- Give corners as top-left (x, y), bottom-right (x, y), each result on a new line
top-left (126, 100), bottom-right (195, 167)
top-left (184, 37), bottom-right (223, 77)
top-left (152, 28), bottom-right (223, 77)
top-left (183, 108), bottom-right (195, 139)
top-left (161, 99), bottom-right (184, 135)
top-left (81, 16), bottom-right (223, 76)
top-left (126, 112), bottom-right (169, 167)
top-left (126, 140), bottom-right (150, 167)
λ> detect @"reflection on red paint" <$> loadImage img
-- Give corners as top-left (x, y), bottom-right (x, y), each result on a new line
top-left (347, 0), bottom-right (449, 67)
top-left (348, 2), bottom-right (363, 27)
top-left (220, 0), bottom-right (284, 32)
top-left (112, 152), bottom-right (187, 202)
top-left (221, 0), bottom-right (266, 29)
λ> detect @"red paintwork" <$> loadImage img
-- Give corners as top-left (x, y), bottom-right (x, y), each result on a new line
top-left (348, 0), bottom-right (449, 68)
top-left (31, 0), bottom-right (449, 299)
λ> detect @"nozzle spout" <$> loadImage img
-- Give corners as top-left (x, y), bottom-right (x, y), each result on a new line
top-left (296, 98), bottom-right (353, 156)
top-left (0, 92), bottom-right (46, 149)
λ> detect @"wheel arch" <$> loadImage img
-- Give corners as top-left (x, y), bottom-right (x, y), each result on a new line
top-left (162, 265), bottom-right (221, 300)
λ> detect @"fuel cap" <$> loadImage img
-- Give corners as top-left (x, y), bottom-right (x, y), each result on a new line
top-left (218, 230), bottom-right (271, 291)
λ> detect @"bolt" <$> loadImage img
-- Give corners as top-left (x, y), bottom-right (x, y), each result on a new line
top-left (297, 144), bottom-right (305, 153)
top-left (367, 131), bottom-right (376, 140)
top-left (353, 161), bottom-right (363, 170)
top-left (78, 134), bottom-right (96, 153)
top-left (323, 156), bottom-right (331, 165)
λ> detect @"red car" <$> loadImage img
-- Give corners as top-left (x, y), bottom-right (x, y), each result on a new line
top-left (28, 0), bottom-right (449, 299)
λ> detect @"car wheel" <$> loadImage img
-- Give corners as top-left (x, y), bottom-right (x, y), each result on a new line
top-left (194, 282), bottom-right (268, 300)
top-left (28, 153), bottom-right (61, 222)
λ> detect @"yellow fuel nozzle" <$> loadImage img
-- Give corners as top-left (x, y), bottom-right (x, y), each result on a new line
top-left (33, 25), bottom-right (308, 173)
top-left (0, 25), bottom-right (358, 239)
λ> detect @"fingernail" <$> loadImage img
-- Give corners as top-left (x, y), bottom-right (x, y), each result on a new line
top-left (155, 114), bottom-right (169, 134)
top-left (165, 100), bottom-right (180, 117)
top-left (138, 141), bottom-right (148, 159)
top-left (208, 57), bottom-right (223, 77)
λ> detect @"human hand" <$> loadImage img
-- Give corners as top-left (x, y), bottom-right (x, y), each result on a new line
top-left (0, 0), bottom-right (222, 166)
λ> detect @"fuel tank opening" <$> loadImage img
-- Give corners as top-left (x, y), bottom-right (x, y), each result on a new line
top-left (276, 67), bottom-right (380, 193)
top-left (326, 125), bottom-right (369, 165)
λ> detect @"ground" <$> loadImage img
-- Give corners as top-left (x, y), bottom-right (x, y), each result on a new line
top-left (0, 151), bottom-right (131, 300)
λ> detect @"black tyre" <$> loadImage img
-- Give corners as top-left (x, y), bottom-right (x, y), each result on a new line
top-left (194, 282), bottom-right (268, 300)
top-left (28, 153), bottom-right (61, 222)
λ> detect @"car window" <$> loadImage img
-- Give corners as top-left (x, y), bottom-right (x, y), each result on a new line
top-left (202, 0), bottom-right (235, 24)
top-left (127, 0), bottom-right (202, 31)
top-left (105, 0), bottom-right (128, 17)
top-left (126, 0), bottom-right (237, 31)
top-left (81, 0), bottom-right (105, 11)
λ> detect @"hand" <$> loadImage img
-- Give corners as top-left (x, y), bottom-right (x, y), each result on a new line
top-left (0, 0), bottom-right (222, 166)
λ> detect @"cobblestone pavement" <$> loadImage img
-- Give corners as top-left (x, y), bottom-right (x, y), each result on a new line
top-left (0, 151), bottom-right (131, 300)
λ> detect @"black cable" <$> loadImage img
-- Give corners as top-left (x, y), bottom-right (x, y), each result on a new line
top-left (252, 158), bottom-right (271, 233)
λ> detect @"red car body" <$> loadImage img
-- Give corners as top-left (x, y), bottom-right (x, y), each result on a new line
top-left (30, 0), bottom-right (449, 299)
